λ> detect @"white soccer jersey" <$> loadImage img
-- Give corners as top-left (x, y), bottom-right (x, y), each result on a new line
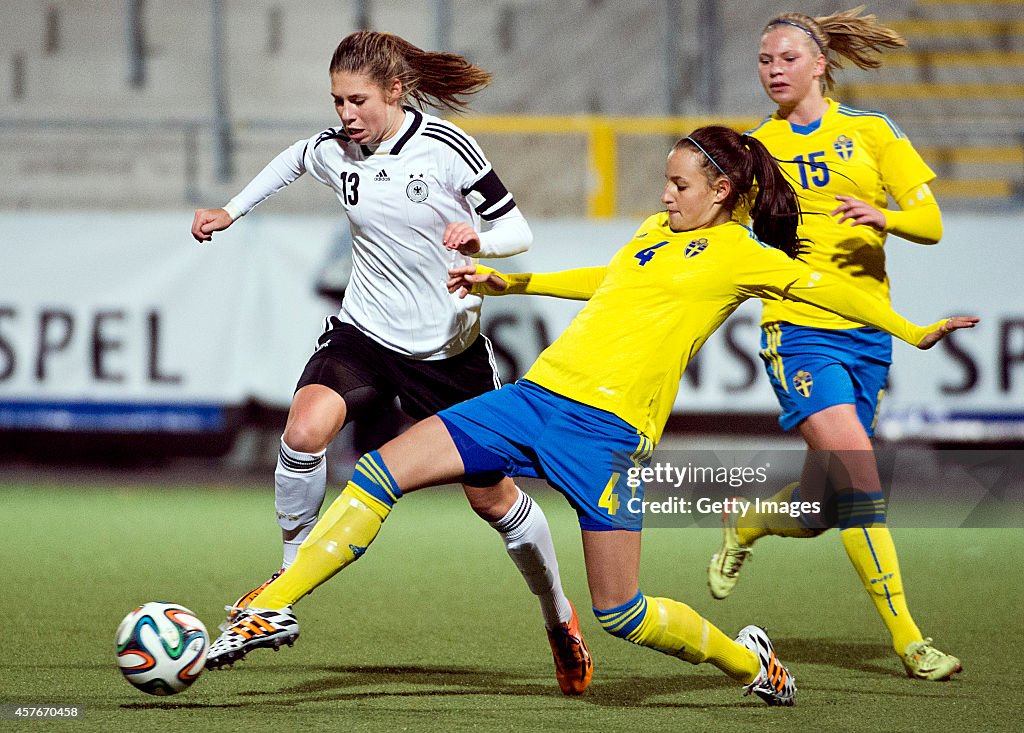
top-left (227, 107), bottom-right (527, 360)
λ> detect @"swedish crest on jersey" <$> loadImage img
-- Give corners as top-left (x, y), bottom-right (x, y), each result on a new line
top-left (684, 238), bottom-right (709, 258)
top-left (406, 176), bottom-right (429, 202)
top-left (793, 369), bottom-right (813, 398)
top-left (833, 135), bottom-right (854, 161)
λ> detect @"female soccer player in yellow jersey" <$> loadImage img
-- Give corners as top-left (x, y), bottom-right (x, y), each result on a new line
top-left (191, 31), bottom-right (590, 695)
top-left (705, 8), bottom-right (963, 682)
top-left (207, 123), bottom-right (976, 706)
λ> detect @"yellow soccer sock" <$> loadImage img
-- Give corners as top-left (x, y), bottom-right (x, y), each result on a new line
top-left (252, 484), bottom-right (391, 609)
top-left (702, 620), bottom-right (761, 683)
top-left (737, 482), bottom-right (818, 546)
top-left (840, 526), bottom-right (922, 653)
top-left (595, 594), bottom-right (759, 683)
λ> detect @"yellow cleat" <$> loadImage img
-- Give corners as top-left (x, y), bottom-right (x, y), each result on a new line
top-left (708, 497), bottom-right (752, 599)
top-left (902, 638), bottom-right (962, 681)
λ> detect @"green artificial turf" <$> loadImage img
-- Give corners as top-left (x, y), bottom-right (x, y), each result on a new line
top-left (1, 479), bottom-right (1019, 732)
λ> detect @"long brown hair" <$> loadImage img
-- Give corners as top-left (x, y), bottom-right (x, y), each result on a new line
top-left (676, 126), bottom-right (802, 257)
top-left (329, 31), bottom-right (491, 112)
top-left (764, 6), bottom-right (906, 90)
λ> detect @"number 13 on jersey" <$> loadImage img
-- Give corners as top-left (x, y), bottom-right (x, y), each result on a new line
top-left (340, 171), bottom-right (359, 205)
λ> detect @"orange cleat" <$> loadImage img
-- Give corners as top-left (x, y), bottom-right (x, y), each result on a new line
top-left (546, 602), bottom-right (594, 695)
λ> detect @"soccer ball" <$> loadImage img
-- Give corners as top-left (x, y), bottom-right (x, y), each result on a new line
top-left (115, 602), bottom-right (209, 696)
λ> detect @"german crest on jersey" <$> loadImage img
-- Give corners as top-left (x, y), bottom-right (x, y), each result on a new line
top-left (793, 369), bottom-right (813, 398)
top-left (406, 176), bottom-right (429, 202)
top-left (833, 135), bottom-right (854, 161)
top-left (684, 238), bottom-right (709, 258)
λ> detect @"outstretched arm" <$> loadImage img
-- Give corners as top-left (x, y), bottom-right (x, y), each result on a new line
top-left (191, 207), bottom-right (235, 242)
top-left (915, 316), bottom-right (979, 350)
top-left (191, 140), bottom-right (308, 242)
top-left (774, 273), bottom-right (977, 348)
top-left (447, 264), bottom-right (607, 300)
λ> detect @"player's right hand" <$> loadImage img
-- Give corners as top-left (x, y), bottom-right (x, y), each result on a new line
top-left (191, 208), bottom-right (233, 242)
top-left (917, 316), bottom-right (979, 350)
top-left (447, 265), bottom-right (508, 299)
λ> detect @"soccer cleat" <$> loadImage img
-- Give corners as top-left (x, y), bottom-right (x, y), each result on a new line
top-left (902, 638), bottom-right (962, 681)
top-left (205, 607), bottom-right (299, 670)
top-left (708, 498), bottom-right (752, 599)
top-left (224, 569), bottom-right (284, 625)
top-left (546, 603), bottom-right (593, 695)
top-left (736, 624), bottom-right (796, 706)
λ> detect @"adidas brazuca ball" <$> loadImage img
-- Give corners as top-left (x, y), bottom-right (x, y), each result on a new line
top-left (116, 602), bottom-right (209, 695)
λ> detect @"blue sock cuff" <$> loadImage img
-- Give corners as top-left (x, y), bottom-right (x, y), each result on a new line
top-left (837, 489), bottom-right (887, 529)
top-left (593, 591), bottom-right (647, 639)
top-left (351, 451), bottom-right (403, 509)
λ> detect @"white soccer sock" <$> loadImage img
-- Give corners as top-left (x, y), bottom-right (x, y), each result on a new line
top-left (274, 438), bottom-right (327, 569)
top-left (281, 538), bottom-right (304, 569)
top-left (490, 488), bottom-right (573, 629)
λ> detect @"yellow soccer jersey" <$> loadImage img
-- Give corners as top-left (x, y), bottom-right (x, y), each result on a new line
top-left (749, 98), bottom-right (935, 329)
top-left (520, 214), bottom-right (932, 443)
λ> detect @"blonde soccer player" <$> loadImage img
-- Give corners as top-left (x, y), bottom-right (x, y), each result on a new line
top-left (705, 8), bottom-right (962, 682)
top-left (190, 31), bottom-right (591, 694)
top-left (206, 124), bottom-right (976, 705)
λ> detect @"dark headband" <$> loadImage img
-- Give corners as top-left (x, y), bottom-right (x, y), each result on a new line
top-left (768, 20), bottom-right (826, 53)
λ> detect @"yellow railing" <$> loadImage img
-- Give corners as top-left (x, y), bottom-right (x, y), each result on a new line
top-left (839, 82), bottom-right (1024, 99)
top-left (454, 114), bottom-right (1020, 216)
top-left (456, 115), bottom-right (760, 217)
top-left (889, 19), bottom-right (1024, 35)
top-left (916, 0), bottom-right (1022, 5)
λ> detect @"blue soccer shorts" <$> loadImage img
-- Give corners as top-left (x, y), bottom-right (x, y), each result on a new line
top-left (437, 380), bottom-right (654, 531)
top-left (760, 323), bottom-right (892, 436)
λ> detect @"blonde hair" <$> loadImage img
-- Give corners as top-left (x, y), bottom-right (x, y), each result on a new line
top-left (329, 31), bottom-right (491, 112)
top-left (764, 6), bottom-right (906, 90)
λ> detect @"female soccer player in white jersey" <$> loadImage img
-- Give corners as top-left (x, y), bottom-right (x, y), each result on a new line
top-left (705, 9), bottom-right (962, 682)
top-left (206, 124), bottom-right (977, 705)
top-left (190, 31), bottom-right (591, 695)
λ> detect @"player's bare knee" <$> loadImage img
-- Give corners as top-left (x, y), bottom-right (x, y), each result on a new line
top-left (281, 424), bottom-right (331, 454)
top-left (467, 496), bottom-right (504, 521)
top-left (463, 476), bottom-right (514, 521)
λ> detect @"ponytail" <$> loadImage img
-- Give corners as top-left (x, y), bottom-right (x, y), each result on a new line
top-left (742, 135), bottom-right (802, 258)
top-left (764, 6), bottom-right (906, 90)
top-left (330, 31), bottom-right (491, 112)
top-left (676, 126), bottom-right (802, 257)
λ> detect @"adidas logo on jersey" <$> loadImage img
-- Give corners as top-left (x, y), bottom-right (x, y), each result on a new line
top-left (374, 169), bottom-right (390, 182)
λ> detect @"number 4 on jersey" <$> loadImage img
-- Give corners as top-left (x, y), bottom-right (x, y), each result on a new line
top-left (634, 240), bottom-right (669, 266)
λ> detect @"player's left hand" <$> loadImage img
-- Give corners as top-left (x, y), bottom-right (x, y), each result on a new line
top-left (917, 316), bottom-right (980, 350)
top-left (832, 195), bottom-right (886, 231)
top-left (442, 222), bottom-right (481, 255)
